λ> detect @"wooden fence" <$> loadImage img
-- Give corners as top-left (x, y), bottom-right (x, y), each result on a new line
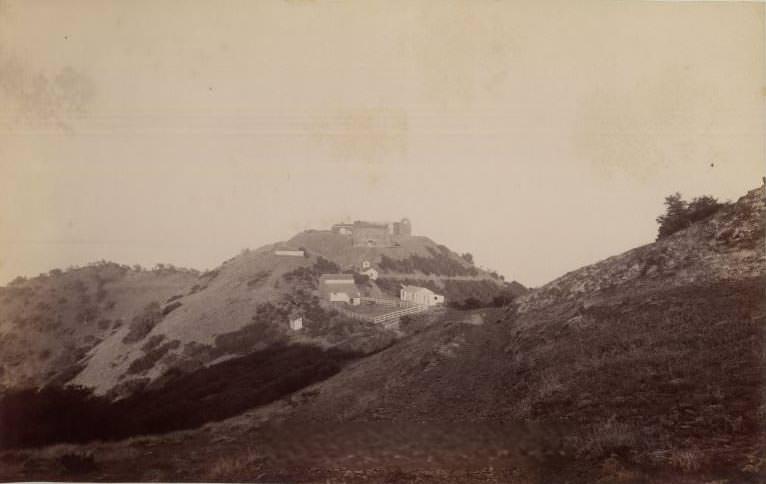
top-left (371, 304), bottom-right (429, 324)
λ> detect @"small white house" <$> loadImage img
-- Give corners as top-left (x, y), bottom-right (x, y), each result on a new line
top-left (319, 273), bottom-right (360, 304)
top-left (275, 249), bottom-right (305, 257)
top-left (361, 260), bottom-right (371, 269)
top-left (400, 285), bottom-right (445, 307)
top-left (289, 316), bottom-right (303, 331)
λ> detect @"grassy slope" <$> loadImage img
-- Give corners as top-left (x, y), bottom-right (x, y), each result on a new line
top-left (239, 185), bottom-right (766, 481)
top-left (0, 264), bottom-right (198, 391)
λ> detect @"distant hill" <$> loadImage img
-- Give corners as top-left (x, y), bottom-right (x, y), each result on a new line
top-left (0, 229), bottom-right (522, 397)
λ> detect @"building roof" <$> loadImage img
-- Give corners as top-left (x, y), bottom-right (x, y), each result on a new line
top-left (319, 273), bottom-right (354, 281)
top-left (353, 221), bottom-right (389, 229)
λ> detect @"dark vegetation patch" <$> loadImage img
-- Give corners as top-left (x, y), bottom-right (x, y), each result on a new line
top-left (122, 302), bottom-right (162, 344)
top-left (247, 270), bottom-right (271, 288)
top-left (378, 247), bottom-right (478, 276)
top-left (59, 452), bottom-right (97, 475)
top-left (282, 257), bottom-right (340, 289)
top-left (0, 344), bottom-right (363, 449)
top-left (656, 193), bottom-right (724, 240)
top-left (127, 340), bottom-right (181, 375)
top-left (141, 334), bottom-right (165, 352)
top-left (161, 301), bottom-right (182, 316)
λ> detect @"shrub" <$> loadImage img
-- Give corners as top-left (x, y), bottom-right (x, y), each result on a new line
top-left (161, 301), bottom-right (182, 316)
top-left (122, 302), bottom-right (163, 344)
top-left (656, 193), bottom-right (724, 240)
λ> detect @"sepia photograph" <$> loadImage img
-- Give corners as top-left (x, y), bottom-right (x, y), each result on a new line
top-left (0, 0), bottom-right (764, 482)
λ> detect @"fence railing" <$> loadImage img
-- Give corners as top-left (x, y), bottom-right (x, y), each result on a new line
top-left (372, 304), bottom-right (429, 324)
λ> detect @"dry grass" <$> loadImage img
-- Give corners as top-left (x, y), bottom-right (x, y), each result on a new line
top-left (572, 416), bottom-right (639, 459)
top-left (667, 448), bottom-right (704, 473)
top-left (205, 448), bottom-right (263, 481)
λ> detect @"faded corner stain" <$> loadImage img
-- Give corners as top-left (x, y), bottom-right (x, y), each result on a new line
top-left (0, 52), bottom-right (96, 130)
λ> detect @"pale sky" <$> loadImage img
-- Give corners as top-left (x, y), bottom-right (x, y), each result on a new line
top-left (0, 0), bottom-right (763, 287)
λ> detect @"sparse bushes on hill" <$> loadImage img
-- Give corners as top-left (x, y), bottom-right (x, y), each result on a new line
top-left (282, 256), bottom-right (341, 289)
top-left (656, 193), bottom-right (724, 240)
top-left (122, 302), bottom-right (163, 344)
top-left (378, 248), bottom-right (478, 277)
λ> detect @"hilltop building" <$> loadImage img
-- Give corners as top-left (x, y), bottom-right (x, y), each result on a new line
top-left (400, 285), bottom-right (445, 307)
top-left (274, 249), bottom-right (305, 257)
top-left (319, 273), bottom-right (360, 304)
top-left (331, 218), bottom-right (412, 247)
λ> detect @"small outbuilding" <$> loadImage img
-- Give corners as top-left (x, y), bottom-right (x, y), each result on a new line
top-left (288, 316), bottom-right (303, 331)
top-left (274, 249), bottom-right (305, 257)
top-left (319, 273), bottom-right (361, 304)
top-left (400, 285), bottom-right (445, 307)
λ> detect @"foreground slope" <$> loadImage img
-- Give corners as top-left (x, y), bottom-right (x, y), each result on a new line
top-left (264, 184), bottom-right (764, 480)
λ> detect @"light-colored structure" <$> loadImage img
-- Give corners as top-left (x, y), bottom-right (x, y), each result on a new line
top-left (362, 267), bottom-right (379, 281)
top-left (319, 273), bottom-right (360, 303)
top-left (288, 316), bottom-right (303, 331)
top-left (331, 218), bottom-right (412, 247)
top-left (400, 285), bottom-right (445, 307)
top-left (275, 249), bottom-right (305, 257)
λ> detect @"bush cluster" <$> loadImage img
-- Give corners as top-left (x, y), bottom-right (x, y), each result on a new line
top-left (378, 248), bottom-right (478, 277)
top-left (656, 193), bottom-right (724, 240)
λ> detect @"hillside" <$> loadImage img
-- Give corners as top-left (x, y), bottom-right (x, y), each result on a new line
top-left (0, 264), bottom-right (199, 391)
top-left (0, 186), bottom-right (761, 482)
top-left (0, 230), bottom-right (518, 397)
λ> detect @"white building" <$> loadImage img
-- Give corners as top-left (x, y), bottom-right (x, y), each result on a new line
top-left (289, 316), bottom-right (303, 331)
top-left (319, 273), bottom-right (360, 304)
top-left (274, 249), bottom-right (305, 257)
top-left (400, 285), bottom-right (445, 307)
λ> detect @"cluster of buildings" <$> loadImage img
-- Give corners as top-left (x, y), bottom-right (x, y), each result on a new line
top-left (331, 218), bottom-right (412, 247)
top-left (284, 217), bottom-right (445, 330)
top-left (317, 272), bottom-right (444, 307)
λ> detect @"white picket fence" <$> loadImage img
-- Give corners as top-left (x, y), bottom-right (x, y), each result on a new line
top-left (371, 304), bottom-right (429, 324)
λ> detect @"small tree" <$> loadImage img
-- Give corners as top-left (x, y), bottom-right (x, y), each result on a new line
top-left (656, 193), bottom-right (723, 240)
top-left (461, 253), bottom-right (474, 264)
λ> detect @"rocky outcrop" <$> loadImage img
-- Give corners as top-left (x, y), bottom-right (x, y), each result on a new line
top-left (516, 184), bottom-right (765, 314)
